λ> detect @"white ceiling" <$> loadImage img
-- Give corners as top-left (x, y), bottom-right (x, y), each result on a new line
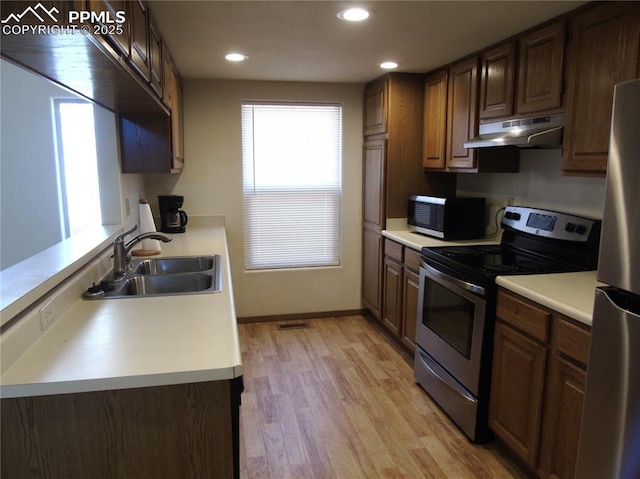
top-left (149, 0), bottom-right (586, 83)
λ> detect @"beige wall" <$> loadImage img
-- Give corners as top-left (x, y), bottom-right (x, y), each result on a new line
top-left (146, 80), bottom-right (364, 318)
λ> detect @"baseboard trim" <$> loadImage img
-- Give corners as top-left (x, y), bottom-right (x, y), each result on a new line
top-left (237, 309), bottom-right (367, 324)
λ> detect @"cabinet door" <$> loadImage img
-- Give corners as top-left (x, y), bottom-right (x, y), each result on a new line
top-left (362, 228), bottom-right (383, 319)
top-left (401, 268), bottom-right (419, 352)
top-left (516, 21), bottom-right (565, 114)
top-left (363, 139), bottom-right (386, 231)
top-left (364, 79), bottom-right (388, 136)
top-left (489, 321), bottom-right (547, 467)
top-left (562, 3), bottom-right (640, 174)
top-left (446, 57), bottom-right (479, 169)
top-left (88, 0), bottom-right (130, 57)
top-left (162, 44), bottom-right (173, 109)
top-left (148, 14), bottom-right (163, 97)
top-left (538, 354), bottom-right (587, 479)
top-left (382, 257), bottom-right (403, 336)
top-left (423, 70), bottom-right (448, 169)
top-left (479, 42), bottom-right (516, 119)
top-left (129, 0), bottom-right (150, 81)
top-left (170, 64), bottom-right (185, 172)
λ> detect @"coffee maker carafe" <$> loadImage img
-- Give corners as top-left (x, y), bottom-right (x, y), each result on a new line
top-left (158, 195), bottom-right (188, 233)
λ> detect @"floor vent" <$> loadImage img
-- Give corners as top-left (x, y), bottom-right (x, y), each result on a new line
top-left (277, 322), bottom-right (309, 331)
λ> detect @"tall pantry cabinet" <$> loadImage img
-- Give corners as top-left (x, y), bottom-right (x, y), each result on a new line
top-left (361, 74), bottom-right (455, 319)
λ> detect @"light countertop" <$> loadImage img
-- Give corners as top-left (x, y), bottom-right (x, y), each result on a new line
top-left (1, 225), bottom-right (242, 399)
top-left (382, 229), bottom-right (500, 251)
top-left (496, 272), bottom-right (605, 326)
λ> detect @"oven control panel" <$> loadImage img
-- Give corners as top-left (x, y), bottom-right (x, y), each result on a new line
top-left (502, 206), bottom-right (599, 242)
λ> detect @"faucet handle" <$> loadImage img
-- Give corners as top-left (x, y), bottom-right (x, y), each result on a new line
top-left (115, 224), bottom-right (138, 244)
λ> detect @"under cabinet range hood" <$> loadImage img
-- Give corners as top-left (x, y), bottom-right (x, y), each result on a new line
top-left (464, 113), bottom-right (564, 149)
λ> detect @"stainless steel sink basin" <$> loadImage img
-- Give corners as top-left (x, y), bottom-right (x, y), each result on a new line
top-left (132, 255), bottom-right (216, 274)
top-left (83, 255), bottom-right (222, 299)
top-left (110, 273), bottom-right (216, 297)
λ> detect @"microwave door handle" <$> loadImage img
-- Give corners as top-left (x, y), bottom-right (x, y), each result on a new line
top-left (421, 261), bottom-right (486, 296)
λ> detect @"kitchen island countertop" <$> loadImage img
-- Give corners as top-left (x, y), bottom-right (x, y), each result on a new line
top-left (0, 224), bottom-right (242, 399)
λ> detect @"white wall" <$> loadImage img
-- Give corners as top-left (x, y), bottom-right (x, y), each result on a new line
top-left (145, 80), bottom-right (364, 318)
top-left (457, 148), bottom-right (607, 223)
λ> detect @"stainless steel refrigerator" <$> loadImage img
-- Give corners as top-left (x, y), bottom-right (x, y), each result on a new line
top-left (575, 78), bottom-right (640, 479)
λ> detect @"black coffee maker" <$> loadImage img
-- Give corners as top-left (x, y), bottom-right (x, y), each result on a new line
top-left (158, 195), bottom-right (188, 233)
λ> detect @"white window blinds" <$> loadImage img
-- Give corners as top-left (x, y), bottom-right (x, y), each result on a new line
top-left (242, 102), bottom-right (342, 270)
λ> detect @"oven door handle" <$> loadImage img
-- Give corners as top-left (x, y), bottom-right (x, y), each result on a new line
top-left (421, 261), bottom-right (486, 296)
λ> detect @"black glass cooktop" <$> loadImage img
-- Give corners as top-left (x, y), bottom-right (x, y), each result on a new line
top-left (421, 243), bottom-right (589, 286)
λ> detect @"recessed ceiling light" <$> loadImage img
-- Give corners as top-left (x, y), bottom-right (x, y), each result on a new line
top-left (225, 53), bottom-right (248, 62)
top-left (380, 61), bottom-right (399, 70)
top-left (336, 7), bottom-right (370, 22)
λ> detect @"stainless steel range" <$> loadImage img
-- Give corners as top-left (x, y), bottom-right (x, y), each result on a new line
top-left (414, 206), bottom-right (601, 442)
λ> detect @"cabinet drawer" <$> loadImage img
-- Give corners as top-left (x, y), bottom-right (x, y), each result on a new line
top-left (497, 290), bottom-right (551, 342)
top-left (554, 316), bottom-right (590, 366)
top-left (384, 239), bottom-right (403, 262)
top-left (404, 248), bottom-right (421, 272)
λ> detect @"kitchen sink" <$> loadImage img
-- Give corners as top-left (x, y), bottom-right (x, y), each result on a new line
top-left (132, 255), bottom-right (216, 274)
top-left (83, 255), bottom-right (222, 299)
top-left (109, 272), bottom-right (216, 297)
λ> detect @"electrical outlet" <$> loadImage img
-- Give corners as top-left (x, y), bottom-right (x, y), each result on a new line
top-left (39, 300), bottom-right (55, 331)
top-left (125, 197), bottom-right (131, 217)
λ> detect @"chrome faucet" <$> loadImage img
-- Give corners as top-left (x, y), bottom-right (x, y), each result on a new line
top-left (112, 225), bottom-right (173, 278)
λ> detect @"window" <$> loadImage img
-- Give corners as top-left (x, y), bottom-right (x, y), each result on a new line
top-left (242, 102), bottom-right (342, 270)
top-left (54, 100), bottom-right (102, 238)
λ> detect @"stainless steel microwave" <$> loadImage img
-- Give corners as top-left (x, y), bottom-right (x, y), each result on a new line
top-left (408, 195), bottom-right (486, 240)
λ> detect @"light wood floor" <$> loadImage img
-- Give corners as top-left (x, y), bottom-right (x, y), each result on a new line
top-left (238, 315), bottom-right (530, 479)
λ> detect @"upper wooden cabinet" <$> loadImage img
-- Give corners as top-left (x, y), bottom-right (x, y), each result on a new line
top-left (446, 56), bottom-right (480, 170)
top-left (148, 13), bottom-right (163, 98)
top-left (516, 20), bottom-right (566, 115)
top-left (364, 79), bottom-right (388, 136)
top-left (88, 0), bottom-right (130, 58)
top-left (479, 42), bottom-right (516, 120)
top-left (129, 0), bottom-right (150, 82)
top-left (562, 2), bottom-right (640, 175)
top-left (422, 69), bottom-right (448, 169)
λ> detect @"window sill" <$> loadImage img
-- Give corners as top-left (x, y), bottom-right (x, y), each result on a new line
top-left (0, 225), bottom-right (122, 327)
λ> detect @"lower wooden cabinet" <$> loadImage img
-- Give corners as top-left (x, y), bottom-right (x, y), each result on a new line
top-left (490, 289), bottom-right (590, 479)
top-left (362, 228), bottom-right (383, 319)
top-left (381, 239), bottom-right (421, 353)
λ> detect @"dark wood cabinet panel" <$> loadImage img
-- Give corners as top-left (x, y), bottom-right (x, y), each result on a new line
top-left (479, 42), bottom-right (516, 119)
top-left (364, 79), bottom-right (388, 136)
top-left (401, 267), bottom-right (419, 352)
top-left (423, 69), bottom-right (448, 169)
top-left (382, 256), bottom-right (403, 336)
top-left (129, 0), bottom-right (150, 81)
top-left (148, 13), bottom-right (163, 97)
top-left (362, 228), bottom-right (383, 319)
top-left (88, 0), bottom-right (130, 57)
top-left (446, 57), bottom-right (479, 170)
top-left (562, 2), bottom-right (640, 175)
top-left (539, 354), bottom-right (587, 479)
top-left (363, 139), bottom-right (386, 231)
top-left (491, 290), bottom-right (592, 478)
top-left (490, 321), bottom-right (547, 467)
top-left (169, 63), bottom-right (185, 172)
top-left (516, 21), bottom-right (565, 115)
top-left (1, 381), bottom-right (237, 478)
